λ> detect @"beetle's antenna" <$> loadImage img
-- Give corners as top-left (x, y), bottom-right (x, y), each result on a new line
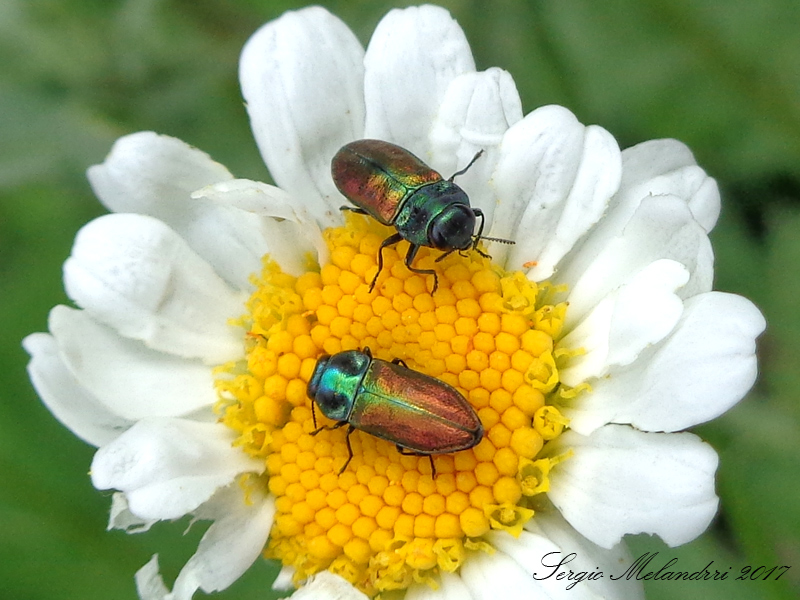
top-left (479, 236), bottom-right (515, 245)
top-left (448, 149), bottom-right (484, 181)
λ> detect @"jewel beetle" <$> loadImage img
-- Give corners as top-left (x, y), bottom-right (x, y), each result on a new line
top-left (307, 347), bottom-right (483, 477)
top-left (331, 139), bottom-right (513, 293)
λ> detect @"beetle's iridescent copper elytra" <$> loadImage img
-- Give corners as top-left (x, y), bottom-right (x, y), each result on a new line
top-left (307, 348), bottom-right (483, 477)
top-left (331, 139), bottom-right (513, 293)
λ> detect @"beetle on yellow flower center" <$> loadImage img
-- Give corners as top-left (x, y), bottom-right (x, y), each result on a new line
top-left (332, 139), bottom-right (513, 293)
top-left (217, 212), bottom-right (575, 597)
top-left (307, 347), bottom-right (484, 478)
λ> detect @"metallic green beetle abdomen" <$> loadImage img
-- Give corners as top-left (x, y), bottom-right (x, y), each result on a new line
top-left (332, 140), bottom-right (442, 224)
top-left (350, 359), bottom-right (483, 453)
top-left (307, 349), bottom-right (484, 463)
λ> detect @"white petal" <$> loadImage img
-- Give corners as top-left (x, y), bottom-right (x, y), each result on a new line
top-left (87, 131), bottom-right (268, 290)
top-left (566, 292), bottom-right (765, 434)
top-left (192, 178), bottom-right (327, 274)
top-left (170, 486), bottom-right (275, 598)
top-left (22, 332), bottom-right (132, 446)
top-left (429, 68), bottom-right (523, 229)
top-left (363, 5), bottom-right (475, 153)
top-left (406, 571), bottom-right (474, 600)
top-left (287, 571), bottom-right (369, 600)
top-left (272, 566), bottom-right (295, 591)
top-left (193, 179), bottom-right (303, 221)
top-left (487, 530), bottom-right (588, 599)
top-left (89, 132), bottom-right (232, 213)
top-left (558, 195), bottom-right (713, 326)
top-left (108, 492), bottom-right (156, 533)
top-left (559, 260), bottom-right (689, 386)
top-left (547, 426), bottom-right (719, 548)
top-left (525, 510), bottom-right (645, 600)
top-left (240, 6), bottom-right (365, 225)
top-left (63, 213), bottom-right (245, 364)
top-left (490, 105), bottom-right (621, 275)
top-left (49, 306), bottom-right (218, 419)
top-left (460, 550), bottom-right (540, 600)
top-left (136, 555), bottom-right (170, 600)
top-left (90, 418), bottom-right (262, 520)
top-left (620, 139), bottom-right (720, 232)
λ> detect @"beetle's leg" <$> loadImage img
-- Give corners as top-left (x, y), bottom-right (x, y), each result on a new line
top-left (391, 358), bottom-right (409, 368)
top-left (434, 248), bottom-right (457, 263)
top-left (471, 208), bottom-right (486, 250)
top-left (435, 246), bottom-right (484, 262)
top-left (340, 206), bottom-right (369, 215)
top-left (370, 233), bottom-right (404, 292)
top-left (469, 208), bottom-right (493, 258)
top-left (313, 422), bottom-right (355, 473)
top-left (404, 243), bottom-right (439, 294)
top-left (448, 149), bottom-right (484, 181)
top-left (338, 425), bottom-right (356, 474)
top-left (395, 446), bottom-right (437, 479)
top-left (396, 446), bottom-right (422, 457)
top-left (311, 420), bottom-right (349, 436)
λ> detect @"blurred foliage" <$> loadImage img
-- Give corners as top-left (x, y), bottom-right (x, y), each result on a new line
top-left (1, 0), bottom-right (798, 599)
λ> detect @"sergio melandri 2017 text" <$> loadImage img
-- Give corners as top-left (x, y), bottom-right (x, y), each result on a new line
top-left (532, 551), bottom-right (791, 590)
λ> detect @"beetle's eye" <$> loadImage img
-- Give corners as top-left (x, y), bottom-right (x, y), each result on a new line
top-left (429, 206), bottom-right (474, 250)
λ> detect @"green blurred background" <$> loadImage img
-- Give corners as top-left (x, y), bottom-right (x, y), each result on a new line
top-left (2, 0), bottom-right (798, 598)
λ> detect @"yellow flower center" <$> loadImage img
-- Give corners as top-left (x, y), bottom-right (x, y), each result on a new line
top-left (218, 214), bottom-right (577, 597)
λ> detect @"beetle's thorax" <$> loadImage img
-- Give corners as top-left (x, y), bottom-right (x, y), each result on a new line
top-left (308, 350), bottom-right (371, 421)
top-left (394, 181), bottom-right (471, 247)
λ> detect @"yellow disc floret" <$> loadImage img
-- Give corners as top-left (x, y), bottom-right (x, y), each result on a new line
top-left (218, 214), bottom-right (579, 597)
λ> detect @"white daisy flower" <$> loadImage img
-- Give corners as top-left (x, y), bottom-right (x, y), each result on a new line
top-left (23, 5), bottom-right (765, 600)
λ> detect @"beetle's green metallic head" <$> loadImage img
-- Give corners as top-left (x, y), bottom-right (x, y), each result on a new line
top-left (307, 350), bottom-right (371, 421)
top-left (396, 180), bottom-right (475, 250)
top-left (428, 201), bottom-right (475, 251)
